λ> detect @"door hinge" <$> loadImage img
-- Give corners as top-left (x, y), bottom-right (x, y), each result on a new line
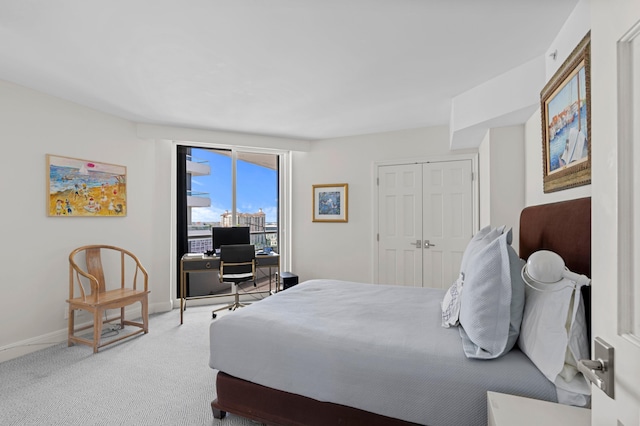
top-left (376, 177), bottom-right (379, 186)
top-left (471, 171), bottom-right (474, 181)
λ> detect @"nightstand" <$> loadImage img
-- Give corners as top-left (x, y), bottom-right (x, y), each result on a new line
top-left (487, 391), bottom-right (590, 426)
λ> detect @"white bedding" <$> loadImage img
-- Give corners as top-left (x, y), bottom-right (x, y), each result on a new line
top-left (209, 279), bottom-right (557, 425)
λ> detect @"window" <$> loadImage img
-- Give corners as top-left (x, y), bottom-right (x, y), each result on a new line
top-left (176, 145), bottom-right (281, 296)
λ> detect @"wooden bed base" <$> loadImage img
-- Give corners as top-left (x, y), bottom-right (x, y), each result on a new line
top-left (212, 371), bottom-right (420, 426)
top-left (212, 197), bottom-right (592, 426)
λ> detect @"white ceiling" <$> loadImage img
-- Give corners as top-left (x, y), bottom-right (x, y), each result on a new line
top-left (0, 0), bottom-right (579, 141)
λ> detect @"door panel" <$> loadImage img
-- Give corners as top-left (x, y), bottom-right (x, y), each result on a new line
top-left (378, 164), bottom-right (423, 286)
top-left (591, 3), bottom-right (640, 424)
top-left (423, 160), bottom-right (473, 289)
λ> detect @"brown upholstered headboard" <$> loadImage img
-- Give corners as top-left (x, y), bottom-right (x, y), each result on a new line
top-left (519, 196), bottom-right (592, 339)
top-left (519, 197), bottom-right (591, 277)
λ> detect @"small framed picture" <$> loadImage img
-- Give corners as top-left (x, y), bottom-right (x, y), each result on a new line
top-left (312, 183), bottom-right (348, 223)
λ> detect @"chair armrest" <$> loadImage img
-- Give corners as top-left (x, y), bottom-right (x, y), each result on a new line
top-left (68, 260), bottom-right (101, 301)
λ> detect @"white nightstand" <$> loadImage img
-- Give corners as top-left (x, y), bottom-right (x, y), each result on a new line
top-left (487, 391), bottom-right (590, 426)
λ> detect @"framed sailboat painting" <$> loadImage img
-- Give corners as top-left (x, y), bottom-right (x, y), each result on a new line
top-left (46, 154), bottom-right (127, 217)
top-left (540, 32), bottom-right (591, 193)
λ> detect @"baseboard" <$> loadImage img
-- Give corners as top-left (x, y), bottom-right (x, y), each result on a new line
top-left (0, 295), bottom-right (264, 363)
top-left (0, 328), bottom-right (67, 364)
top-left (151, 300), bottom-right (173, 313)
top-left (0, 303), bottom-right (173, 364)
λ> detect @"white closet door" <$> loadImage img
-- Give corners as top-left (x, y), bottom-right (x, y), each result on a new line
top-left (377, 164), bottom-right (423, 286)
top-left (422, 160), bottom-right (473, 289)
top-left (377, 160), bottom-right (473, 289)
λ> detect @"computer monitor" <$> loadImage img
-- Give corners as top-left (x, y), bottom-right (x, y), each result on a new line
top-left (211, 226), bottom-right (250, 251)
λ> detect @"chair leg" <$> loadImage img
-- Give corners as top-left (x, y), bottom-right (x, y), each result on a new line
top-left (211, 282), bottom-right (249, 318)
top-left (94, 309), bottom-right (103, 354)
top-left (120, 306), bottom-right (125, 329)
top-left (141, 297), bottom-right (149, 333)
top-left (67, 307), bottom-right (75, 347)
top-left (234, 284), bottom-right (240, 310)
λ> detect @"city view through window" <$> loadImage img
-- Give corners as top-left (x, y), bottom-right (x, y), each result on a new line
top-left (186, 148), bottom-right (279, 254)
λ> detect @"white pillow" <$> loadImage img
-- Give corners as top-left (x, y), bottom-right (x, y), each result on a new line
top-left (441, 226), bottom-right (498, 329)
top-left (459, 226), bottom-right (502, 273)
top-left (441, 273), bottom-right (464, 328)
top-left (518, 278), bottom-right (590, 405)
top-left (458, 228), bottom-right (525, 359)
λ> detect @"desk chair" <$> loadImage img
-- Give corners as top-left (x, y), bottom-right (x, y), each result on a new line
top-left (212, 244), bottom-right (256, 319)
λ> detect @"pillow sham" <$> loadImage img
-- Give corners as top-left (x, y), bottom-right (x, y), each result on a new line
top-left (518, 278), bottom-right (590, 405)
top-left (441, 273), bottom-right (464, 328)
top-left (458, 226), bottom-right (502, 274)
top-left (441, 225), bottom-right (497, 329)
top-left (458, 227), bottom-right (525, 359)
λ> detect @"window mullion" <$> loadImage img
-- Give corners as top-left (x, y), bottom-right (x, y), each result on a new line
top-left (231, 149), bottom-right (237, 225)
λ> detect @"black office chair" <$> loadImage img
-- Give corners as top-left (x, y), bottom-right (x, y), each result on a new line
top-left (212, 244), bottom-right (256, 319)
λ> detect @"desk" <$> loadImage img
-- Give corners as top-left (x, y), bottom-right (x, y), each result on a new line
top-left (180, 253), bottom-right (279, 324)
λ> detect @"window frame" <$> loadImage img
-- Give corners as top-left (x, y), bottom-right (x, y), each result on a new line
top-left (172, 141), bottom-right (291, 301)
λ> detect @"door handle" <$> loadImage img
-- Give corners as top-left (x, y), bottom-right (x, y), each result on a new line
top-left (577, 337), bottom-right (614, 399)
top-left (411, 240), bottom-right (422, 248)
top-left (424, 240), bottom-right (436, 248)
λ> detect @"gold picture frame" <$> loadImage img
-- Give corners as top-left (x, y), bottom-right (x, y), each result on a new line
top-left (312, 183), bottom-right (348, 222)
top-left (47, 154), bottom-right (127, 217)
top-left (540, 31), bottom-right (591, 193)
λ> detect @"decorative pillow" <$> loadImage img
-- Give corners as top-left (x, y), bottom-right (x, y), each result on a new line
top-left (441, 226), bottom-right (498, 329)
top-left (441, 273), bottom-right (464, 328)
top-left (458, 227), bottom-right (526, 359)
top-left (518, 278), bottom-right (590, 405)
top-left (459, 226), bottom-right (502, 274)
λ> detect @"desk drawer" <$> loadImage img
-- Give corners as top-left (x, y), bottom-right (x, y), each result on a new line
top-left (182, 259), bottom-right (219, 271)
top-left (256, 256), bottom-right (279, 267)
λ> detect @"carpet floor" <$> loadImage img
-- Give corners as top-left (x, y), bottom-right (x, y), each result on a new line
top-left (0, 305), bottom-right (259, 426)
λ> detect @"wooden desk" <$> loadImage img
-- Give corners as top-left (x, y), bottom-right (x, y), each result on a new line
top-left (179, 253), bottom-right (279, 324)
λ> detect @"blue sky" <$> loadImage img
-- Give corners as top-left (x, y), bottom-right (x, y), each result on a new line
top-left (190, 148), bottom-right (278, 223)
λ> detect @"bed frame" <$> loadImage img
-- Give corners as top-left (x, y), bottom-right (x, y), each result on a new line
top-left (211, 197), bottom-right (592, 426)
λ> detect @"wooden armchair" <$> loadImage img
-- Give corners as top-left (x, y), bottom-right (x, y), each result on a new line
top-left (67, 245), bottom-right (150, 353)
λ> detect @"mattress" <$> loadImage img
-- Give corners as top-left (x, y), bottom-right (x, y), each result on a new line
top-left (209, 279), bottom-right (556, 425)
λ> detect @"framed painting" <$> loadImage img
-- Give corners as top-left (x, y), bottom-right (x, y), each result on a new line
top-left (540, 31), bottom-right (591, 193)
top-left (312, 183), bottom-right (348, 223)
top-left (47, 154), bottom-right (127, 217)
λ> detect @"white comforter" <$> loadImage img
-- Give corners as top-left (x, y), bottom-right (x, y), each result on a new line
top-left (209, 279), bottom-right (556, 425)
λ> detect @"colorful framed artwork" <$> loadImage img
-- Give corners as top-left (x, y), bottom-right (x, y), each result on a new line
top-left (47, 154), bottom-right (127, 217)
top-left (312, 183), bottom-right (348, 223)
top-left (540, 31), bottom-right (591, 193)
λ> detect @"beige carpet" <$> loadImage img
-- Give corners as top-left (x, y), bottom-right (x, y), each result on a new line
top-left (0, 305), bottom-right (260, 426)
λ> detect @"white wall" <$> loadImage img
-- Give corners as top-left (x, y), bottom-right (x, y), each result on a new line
top-left (290, 127), bottom-right (476, 283)
top-left (450, 57), bottom-right (545, 150)
top-left (0, 79), bottom-right (173, 361)
top-left (478, 126), bottom-right (526, 251)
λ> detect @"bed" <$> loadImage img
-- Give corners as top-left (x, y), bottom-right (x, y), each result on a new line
top-left (208, 197), bottom-right (591, 425)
